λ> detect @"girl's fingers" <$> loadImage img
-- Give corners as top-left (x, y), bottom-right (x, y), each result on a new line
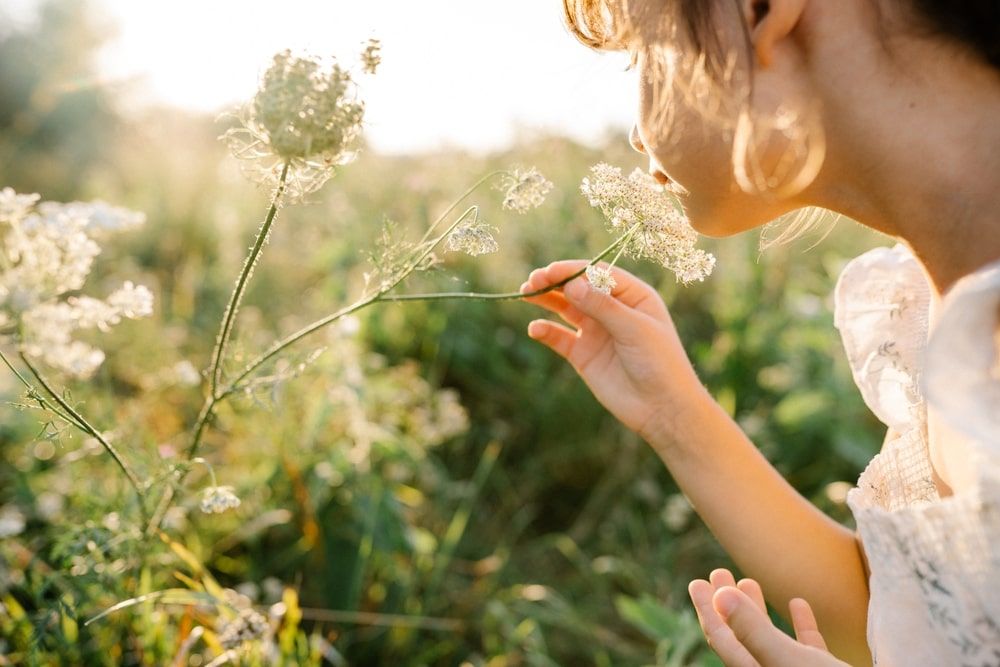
top-left (789, 598), bottom-right (830, 651)
top-left (688, 580), bottom-right (759, 667)
top-left (714, 588), bottom-right (800, 667)
top-left (526, 319), bottom-right (577, 360)
top-left (737, 578), bottom-right (768, 616)
top-left (519, 282), bottom-right (585, 327)
top-left (710, 568), bottom-right (739, 591)
top-left (531, 261), bottom-right (667, 319)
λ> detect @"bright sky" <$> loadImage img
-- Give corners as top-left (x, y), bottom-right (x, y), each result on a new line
top-left (77, 0), bottom-right (639, 154)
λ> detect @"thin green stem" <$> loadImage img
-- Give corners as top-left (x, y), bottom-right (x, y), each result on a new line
top-left (416, 171), bottom-right (503, 247)
top-left (209, 160), bottom-right (290, 397)
top-left (379, 224), bottom-right (637, 303)
top-left (219, 205), bottom-right (482, 398)
top-left (16, 352), bottom-right (147, 520)
top-left (0, 349), bottom-right (82, 428)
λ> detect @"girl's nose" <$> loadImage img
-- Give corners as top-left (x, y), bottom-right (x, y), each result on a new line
top-left (629, 124), bottom-right (647, 155)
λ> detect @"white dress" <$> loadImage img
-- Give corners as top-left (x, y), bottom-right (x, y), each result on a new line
top-left (834, 244), bottom-right (1000, 666)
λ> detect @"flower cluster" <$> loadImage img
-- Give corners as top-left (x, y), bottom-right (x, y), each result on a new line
top-left (223, 50), bottom-right (368, 198)
top-left (360, 38), bottom-right (382, 75)
top-left (200, 485), bottom-right (241, 514)
top-left (0, 188), bottom-right (153, 378)
top-left (580, 163), bottom-right (715, 284)
top-left (446, 209), bottom-right (499, 257)
top-left (217, 607), bottom-right (269, 649)
top-left (585, 265), bottom-right (617, 295)
top-left (500, 167), bottom-right (553, 213)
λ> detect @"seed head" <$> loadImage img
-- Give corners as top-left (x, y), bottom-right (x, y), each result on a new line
top-left (224, 50), bottom-right (367, 199)
top-left (200, 486), bottom-right (241, 514)
top-left (446, 212), bottom-right (499, 257)
top-left (501, 167), bottom-right (553, 213)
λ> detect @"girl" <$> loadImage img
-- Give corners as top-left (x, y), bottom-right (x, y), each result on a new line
top-left (520, 1), bottom-right (1000, 665)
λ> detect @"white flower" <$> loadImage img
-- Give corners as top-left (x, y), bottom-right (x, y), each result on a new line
top-left (37, 200), bottom-right (146, 233)
top-left (0, 189), bottom-right (153, 378)
top-left (446, 221), bottom-right (499, 256)
top-left (107, 281), bottom-right (154, 319)
top-left (223, 50), bottom-right (366, 198)
top-left (585, 265), bottom-right (617, 294)
top-left (0, 188), bottom-right (40, 223)
top-left (581, 163), bottom-right (715, 284)
top-left (217, 607), bottom-right (269, 649)
top-left (501, 167), bottom-right (553, 213)
top-left (200, 486), bottom-right (241, 514)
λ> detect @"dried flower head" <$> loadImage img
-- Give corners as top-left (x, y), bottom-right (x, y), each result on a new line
top-left (217, 607), bottom-right (269, 649)
top-left (200, 485), bottom-right (241, 514)
top-left (580, 163), bottom-right (715, 284)
top-left (223, 50), bottom-right (366, 199)
top-left (585, 265), bottom-right (617, 294)
top-left (361, 38), bottom-right (382, 75)
top-left (445, 210), bottom-right (499, 257)
top-left (0, 189), bottom-right (154, 378)
top-left (501, 167), bottom-right (553, 213)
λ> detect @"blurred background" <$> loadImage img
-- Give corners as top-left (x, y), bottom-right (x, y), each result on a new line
top-left (0, 1), bottom-right (889, 664)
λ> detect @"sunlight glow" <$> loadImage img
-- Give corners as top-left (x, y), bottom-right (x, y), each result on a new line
top-left (91, 0), bottom-right (638, 154)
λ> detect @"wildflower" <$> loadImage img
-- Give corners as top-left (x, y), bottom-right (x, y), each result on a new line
top-left (37, 200), bottom-right (146, 233)
top-left (217, 607), bottom-right (269, 649)
top-left (360, 38), bottom-right (382, 75)
top-left (223, 50), bottom-right (366, 198)
top-left (580, 163), bottom-right (715, 283)
top-left (200, 486), bottom-right (241, 514)
top-left (0, 188), bottom-right (40, 222)
top-left (501, 167), bottom-right (553, 213)
top-left (446, 219), bottom-right (499, 257)
top-left (107, 281), bottom-right (154, 319)
top-left (585, 265), bottom-right (617, 295)
top-left (0, 189), bottom-right (153, 378)
top-left (661, 493), bottom-right (693, 532)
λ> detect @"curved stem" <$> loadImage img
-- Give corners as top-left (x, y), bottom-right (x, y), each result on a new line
top-left (16, 352), bottom-right (147, 522)
top-left (416, 171), bottom-right (503, 247)
top-left (379, 225), bottom-right (636, 303)
top-left (209, 160), bottom-right (290, 397)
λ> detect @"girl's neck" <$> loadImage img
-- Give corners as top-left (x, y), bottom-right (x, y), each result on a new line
top-left (820, 61), bottom-right (1000, 297)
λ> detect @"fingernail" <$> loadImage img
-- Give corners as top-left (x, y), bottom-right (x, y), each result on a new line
top-left (527, 321), bottom-right (543, 338)
top-left (716, 589), bottom-right (739, 617)
top-left (519, 282), bottom-right (531, 295)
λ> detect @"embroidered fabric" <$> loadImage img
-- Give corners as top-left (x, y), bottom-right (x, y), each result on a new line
top-left (834, 244), bottom-right (1000, 666)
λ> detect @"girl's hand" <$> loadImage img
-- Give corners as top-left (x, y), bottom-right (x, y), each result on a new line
top-left (520, 260), bottom-right (710, 447)
top-left (688, 569), bottom-right (848, 667)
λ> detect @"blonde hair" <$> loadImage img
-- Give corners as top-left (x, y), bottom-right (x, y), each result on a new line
top-left (563, 0), bottom-right (830, 242)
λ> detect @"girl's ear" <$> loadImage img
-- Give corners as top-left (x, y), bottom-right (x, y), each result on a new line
top-left (742, 0), bottom-right (807, 68)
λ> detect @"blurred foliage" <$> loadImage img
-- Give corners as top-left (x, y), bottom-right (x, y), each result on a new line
top-left (0, 2), bottom-right (889, 665)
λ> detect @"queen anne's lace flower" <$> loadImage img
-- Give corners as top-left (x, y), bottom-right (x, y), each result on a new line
top-left (223, 50), bottom-right (368, 199)
top-left (580, 163), bottom-right (715, 283)
top-left (446, 220), bottom-right (499, 257)
top-left (217, 607), bottom-right (269, 649)
top-left (501, 167), bottom-right (553, 213)
top-left (585, 265), bottom-right (617, 295)
top-left (0, 189), bottom-right (153, 378)
top-left (200, 486), bottom-right (241, 514)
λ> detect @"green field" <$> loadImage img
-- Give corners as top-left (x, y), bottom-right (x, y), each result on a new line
top-left (0, 4), bottom-right (889, 665)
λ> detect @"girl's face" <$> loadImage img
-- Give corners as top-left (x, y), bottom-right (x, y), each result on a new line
top-left (631, 51), bottom-right (795, 238)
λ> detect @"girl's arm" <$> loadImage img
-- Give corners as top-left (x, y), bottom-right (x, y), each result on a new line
top-left (521, 261), bottom-right (871, 666)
